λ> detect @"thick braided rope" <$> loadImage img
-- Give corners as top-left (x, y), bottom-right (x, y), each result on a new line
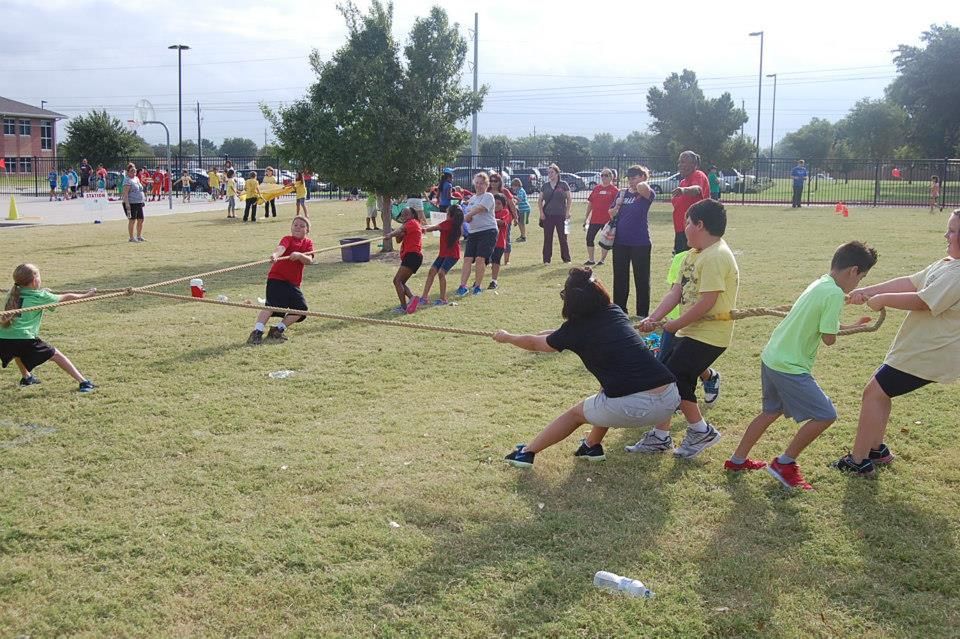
top-left (637, 306), bottom-right (886, 335)
top-left (130, 289), bottom-right (496, 338)
top-left (0, 289), bottom-right (133, 319)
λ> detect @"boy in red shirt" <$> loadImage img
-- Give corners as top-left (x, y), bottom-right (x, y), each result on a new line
top-left (418, 204), bottom-right (464, 306)
top-left (383, 207), bottom-right (424, 313)
top-left (151, 169), bottom-right (163, 201)
top-left (488, 193), bottom-right (513, 290)
top-left (246, 216), bottom-right (315, 345)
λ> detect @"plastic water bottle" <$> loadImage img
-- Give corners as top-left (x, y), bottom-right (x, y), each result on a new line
top-left (593, 571), bottom-right (655, 598)
top-left (564, 219), bottom-right (570, 235)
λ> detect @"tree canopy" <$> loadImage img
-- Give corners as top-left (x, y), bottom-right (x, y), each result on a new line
top-left (836, 99), bottom-right (907, 159)
top-left (219, 137), bottom-right (259, 157)
top-left (61, 110), bottom-right (145, 166)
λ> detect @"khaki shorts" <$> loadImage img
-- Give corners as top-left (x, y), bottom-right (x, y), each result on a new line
top-left (582, 384), bottom-right (680, 428)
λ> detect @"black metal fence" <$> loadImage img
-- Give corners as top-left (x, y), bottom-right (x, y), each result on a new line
top-left (3, 153), bottom-right (958, 209)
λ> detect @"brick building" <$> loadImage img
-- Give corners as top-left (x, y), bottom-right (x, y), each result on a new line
top-left (0, 97), bottom-right (65, 174)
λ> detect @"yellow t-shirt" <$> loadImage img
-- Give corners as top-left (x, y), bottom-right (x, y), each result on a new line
top-left (244, 177), bottom-right (260, 199)
top-left (676, 239), bottom-right (740, 348)
top-left (226, 178), bottom-right (236, 197)
top-left (885, 258), bottom-right (960, 383)
top-left (295, 179), bottom-right (307, 198)
top-left (208, 171), bottom-right (220, 188)
top-left (263, 174), bottom-right (277, 185)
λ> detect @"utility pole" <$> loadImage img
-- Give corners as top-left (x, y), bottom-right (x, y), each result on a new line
top-left (197, 101), bottom-right (202, 168)
top-left (741, 100), bottom-right (745, 138)
top-left (470, 12), bottom-right (479, 160)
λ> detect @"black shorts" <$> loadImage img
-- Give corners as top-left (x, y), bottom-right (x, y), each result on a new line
top-left (0, 338), bottom-right (56, 372)
top-left (660, 336), bottom-right (726, 403)
top-left (874, 364), bottom-right (933, 398)
top-left (586, 223), bottom-right (605, 247)
top-left (127, 202), bottom-right (144, 220)
top-left (464, 228), bottom-right (497, 263)
top-left (80, 176), bottom-right (90, 187)
top-left (265, 278), bottom-right (308, 322)
top-left (490, 247), bottom-right (505, 265)
top-left (400, 252), bottom-right (423, 273)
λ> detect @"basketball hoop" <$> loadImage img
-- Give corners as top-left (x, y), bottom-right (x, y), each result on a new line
top-left (132, 99), bottom-right (156, 125)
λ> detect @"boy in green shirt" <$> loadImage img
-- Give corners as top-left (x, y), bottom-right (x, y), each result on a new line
top-left (726, 242), bottom-right (877, 490)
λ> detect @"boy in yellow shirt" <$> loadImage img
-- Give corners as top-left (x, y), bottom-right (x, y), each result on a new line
top-left (208, 168), bottom-right (220, 201)
top-left (630, 199), bottom-right (739, 458)
top-left (243, 171), bottom-right (260, 222)
top-left (225, 169), bottom-right (237, 218)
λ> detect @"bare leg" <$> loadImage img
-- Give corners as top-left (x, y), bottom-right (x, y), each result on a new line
top-left (656, 399), bottom-right (702, 432)
top-left (14, 358), bottom-right (29, 378)
top-left (491, 263), bottom-right (501, 281)
top-left (280, 313), bottom-right (305, 327)
top-left (51, 349), bottom-right (86, 383)
top-left (784, 418), bottom-right (835, 459)
top-left (255, 309), bottom-right (273, 326)
top-left (852, 378), bottom-right (892, 462)
top-left (585, 426), bottom-right (609, 447)
top-left (459, 258), bottom-right (475, 288)
top-left (128, 219), bottom-right (136, 240)
top-left (523, 401), bottom-right (588, 453)
top-left (732, 412), bottom-right (781, 459)
top-left (473, 258), bottom-right (487, 287)
top-left (599, 247), bottom-right (610, 263)
top-left (517, 218), bottom-right (526, 238)
top-left (393, 267), bottom-right (414, 306)
top-left (438, 271), bottom-right (448, 301)
top-left (136, 219), bottom-right (144, 238)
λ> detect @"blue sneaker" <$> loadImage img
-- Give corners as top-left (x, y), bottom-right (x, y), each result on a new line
top-left (702, 369), bottom-right (721, 405)
top-left (391, 305), bottom-right (407, 314)
top-left (19, 374), bottom-right (41, 388)
top-left (505, 444), bottom-right (535, 468)
top-left (471, 285), bottom-right (483, 295)
top-left (455, 285), bottom-right (469, 297)
top-left (78, 380), bottom-right (96, 393)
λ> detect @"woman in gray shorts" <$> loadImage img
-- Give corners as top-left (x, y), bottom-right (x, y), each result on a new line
top-left (494, 267), bottom-right (680, 468)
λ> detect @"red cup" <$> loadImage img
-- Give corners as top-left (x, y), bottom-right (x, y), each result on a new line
top-left (190, 278), bottom-right (205, 298)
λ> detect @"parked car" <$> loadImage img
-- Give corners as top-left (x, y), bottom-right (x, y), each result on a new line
top-left (105, 171), bottom-right (124, 190)
top-left (560, 172), bottom-right (587, 192)
top-left (576, 171), bottom-right (602, 189)
top-left (449, 166), bottom-right (510, 190)
top-left (250, 168), bottom-right (294, 186)
top-left (509, 167), bottom-right (542, 192)
top-left (648, 172), bottom-right (681, 195)
top-left (815, 172), bottom-right (835, 181)
top-left (720, 169), bottom-right (757, 193)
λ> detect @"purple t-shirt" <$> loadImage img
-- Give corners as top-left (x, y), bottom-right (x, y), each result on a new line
top-left (614, 189), bottom-right (654, 247)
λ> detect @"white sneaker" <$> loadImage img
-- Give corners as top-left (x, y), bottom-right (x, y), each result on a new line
top-left (625, 430), bottom-right (673, 454)
top-left (674, 424), bottom-right (721, 458)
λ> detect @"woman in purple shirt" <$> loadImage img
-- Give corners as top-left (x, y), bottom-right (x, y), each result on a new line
top-left (609, 165), bottom-right (654, 317)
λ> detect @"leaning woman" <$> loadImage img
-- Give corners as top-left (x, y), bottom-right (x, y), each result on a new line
top-left (494, 267), bottom-right (679, 467)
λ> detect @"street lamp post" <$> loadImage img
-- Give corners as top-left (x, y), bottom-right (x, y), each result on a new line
top-left (168, 44), bottom-right (190, 172)
top-left (766, 73), bottom-right (777, 163)
top-left (40, 100), bottom-right (47, 110)
top-left (749, 31), bottom-right (764, 184)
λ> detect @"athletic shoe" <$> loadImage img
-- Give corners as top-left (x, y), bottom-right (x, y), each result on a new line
top-left (18, 375), bottom-right (41, 388)
top-left (434, 299), bottom-right (448, 306)
top-left (573, 438), bottom-right (606, 462)
top-left (246, 329), bottom-right (263, 345)
top-left (869, 443), bottom-right (895, 465)
top-left (266, 326), bottom-right (288, 342)
top-left (487, 281), bottom-right (498, 290)
top-left (129, 238), bottom-right (138, 243)
top-left (830, 454), bottom-right (876, 477)
top-left (137, 237), bottom-right (146, 242)
top-left (78, 380), bottom-right (96, 393)
top-left (702, 369), bottom-right (722, 405)
top-left (596, 260), bottom-right (604, 266)
top-left (625, 430), bottom-right (673, 454)
top-left (517, 236), bottom-right (527, 242)
top-left (583, 260), bottom-right (596, 266)
top-left (674, 424), bottom-right (722, 458)
top-left (418, 296), bottom-right (430, 305)
top-left (406, 297), bottom-right (420, 314)
top-left (505, 444), bottom-right (535, 468)
top-left (391, 305), bottom-right (407, 314)
top-left (455, 285), bottom-right (469, 297)
top-left (471, 285), bottom-right (483, 295)
top-left (767, 459), bottom-right (813, 491)
top-left (724, 458), bottom-right (767, 472)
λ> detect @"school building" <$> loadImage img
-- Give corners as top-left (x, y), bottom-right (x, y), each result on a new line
top-left (0, 96), bottom-right (66, 174)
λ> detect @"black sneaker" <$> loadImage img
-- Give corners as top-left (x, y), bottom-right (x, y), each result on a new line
top-left (830, 454), bottom-right (876, 477)
top-left (18, 374), bottom-right (41, 388)
top-left (573, 438), bottom-right (606, 462)
top-left (583, 260), bottom-right (596, 266)
top-left (869, 443), bottom-right (895, 465)
top-left (246, 329), bottom-right (263, 345)
top-left (505, 444), bottom-right (535, 468)
top-left (78, 380), bottom-right (96, 393)
top-left (487, 281), bottom-right (498, 290)
top-left (266, 326), bottom-right (288, 342)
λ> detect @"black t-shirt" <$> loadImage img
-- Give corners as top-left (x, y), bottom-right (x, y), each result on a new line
top-left (79, 164), bottom-right (91, 179)
top-left (546, 304), bottom-right (675, 397)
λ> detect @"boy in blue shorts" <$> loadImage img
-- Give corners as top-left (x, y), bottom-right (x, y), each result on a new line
top-left (726, 241), bottom-right (878, 490)
top-left (48, 169), bottom-right (58, 200)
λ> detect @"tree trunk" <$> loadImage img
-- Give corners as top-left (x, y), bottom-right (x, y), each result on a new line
top-left (379, 194), bottom-right (394, 252)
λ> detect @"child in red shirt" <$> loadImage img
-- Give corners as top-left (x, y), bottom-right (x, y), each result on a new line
top-left (151, 169), bottom-right (163, 201)
top-left (246, 216), bottom-right (315, 345)
top-left (418, 204), bottom-right (464, 306)
top-left (488, 194), bottom-right (513, 290)
top-left (383, 207), bottom-right (424, 313)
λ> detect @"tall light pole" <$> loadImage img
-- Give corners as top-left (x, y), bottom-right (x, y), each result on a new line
top-left (40, 100), bottom-right (47, 110)
top-left (168, 44), bottom-right (190, 171)
top-left (749, 31), bottom-right (764, 181)
top-left (766, 73), bottom-right (777, 161)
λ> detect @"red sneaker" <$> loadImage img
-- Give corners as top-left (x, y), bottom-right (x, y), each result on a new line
top-left (767, 459), bottom-right (813, 491)
top-left (724, 458), bottom-right (767, 472)
top-left (406, 296), bottom-right (420, 315)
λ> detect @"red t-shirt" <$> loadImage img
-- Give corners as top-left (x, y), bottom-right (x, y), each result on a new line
top-left (671, 170), bottom-right (710, 232)
top-left (399, 219), bottom-right (423, 258)
top-left (495, 208), bottom-right (513, 249)
top-left (437, 219), bottom-right (461, 259)
top-left (163, 173), bottom-right (172, 190)
top-left (152, 171), bottom-right (163, 190)
top-left (96, 167), bottom-right (107, 178)
top-left (267, 235), bottom-right (315, 286)
top-left (587, 184), bottom-right (619, 225)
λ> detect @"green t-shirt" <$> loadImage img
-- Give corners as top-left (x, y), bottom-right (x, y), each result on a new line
top-left (708, 172), bottom-right (721, 195)
top-left (0, 288), bottom-right (60, 340)
top-left (366, 193), bottom-right (377, 207)
top-left (666, 250), bottom-right (688, 321)
top-left (761, 275), bottom-right (844, 375)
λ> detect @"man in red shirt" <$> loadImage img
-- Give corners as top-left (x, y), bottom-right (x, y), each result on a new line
top-left (671, 150), bottom-right (711, 254)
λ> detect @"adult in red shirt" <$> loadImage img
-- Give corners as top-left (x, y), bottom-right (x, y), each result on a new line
top-left (670, 150), bottom-right (710, 254)
top-left (583, 168), bottom-right (619, 265)
top-left (246, 216), bottom-right (315, 345)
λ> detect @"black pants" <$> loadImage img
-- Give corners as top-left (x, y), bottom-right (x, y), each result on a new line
top-left (244, 197), bottom-right (258, 221)
top-left (542, 216), bottom-right (570, 263)
top-left (673, 231), bottom-right (689, 255)
top-left (265, 199), bottom-right (277, 217)
top-left (792, 183), bottom-right (804, 208)
top-left (612, 244), bottom-right (651, 317)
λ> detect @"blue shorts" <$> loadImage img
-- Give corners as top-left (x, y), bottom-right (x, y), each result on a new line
top-left (760, 362), bottom-right (837, 422)
top-left (431, 256), bottom-right (459, 273)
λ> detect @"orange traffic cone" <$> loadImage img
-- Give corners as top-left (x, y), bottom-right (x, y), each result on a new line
top-left (834, 202), bottom-right (844, 214)
top-left (842, 205), bottom-right (850, 217)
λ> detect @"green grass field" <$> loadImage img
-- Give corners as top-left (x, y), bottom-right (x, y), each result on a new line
top-left (2, 201), bottom-right (958, 637)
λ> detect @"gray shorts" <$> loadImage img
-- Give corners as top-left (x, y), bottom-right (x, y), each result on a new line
top-left (406, 197), bottom-right (424, 212)
top-left (760, 362), bottom-right (837, 422)
top-left (583, 384), bottom-right (680, 428)
top-left (366, 204), bottom-right (378, 218)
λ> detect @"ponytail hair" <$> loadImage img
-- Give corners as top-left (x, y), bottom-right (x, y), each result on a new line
top-left (2, 264), bottom-right (39, 328)
top-left (446, 205), bottom-right (464, 250)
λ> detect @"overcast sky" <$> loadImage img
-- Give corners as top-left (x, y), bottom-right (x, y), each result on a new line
top-left (3, 0), bottom-right (953, 151)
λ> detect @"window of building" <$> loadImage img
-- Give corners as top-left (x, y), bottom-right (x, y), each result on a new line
top-left (19, 157), bottom-right (32, 173)
top-left (4, 157), bottom-right (18, 174)
top-left (2, 119), bottom-right (14, 135)
top-left (19, 119), bottom-right (32, 136)
top-left (41, 121), bottom-right (53, 150)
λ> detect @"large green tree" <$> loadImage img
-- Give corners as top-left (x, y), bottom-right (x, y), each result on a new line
top-left (266, 1), bottom-right (483, 249)
top-left (776, 118), bottom-right (836, 162)
top-left (836, 99), bottom-right (907, 158)
top-left (61, 110), bottom-right (145, 166)
top-left (479, 135), bottom-right (512, 160)
top-left (646, 70), bottom-right (748, 162)
top-left (219, 137), bottom-right (259, 157)
top-left (512, 133), bottom-right (552, 157)
top-left (550, 135), bottom-right (590, 172)
top-left (886, 24), bottom-right (960, 156)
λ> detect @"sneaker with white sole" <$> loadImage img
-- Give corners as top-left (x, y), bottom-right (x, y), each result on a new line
top-left (573, 438), bottom-right (606, 462)
top-left (505, 444), bottom-right (535, 468)
top-left (674, 424), bottom-right (721, 458)
top-left (702, 369), bottom-right (721, 405)
top-left (625, 430), bottom-right (673, 454)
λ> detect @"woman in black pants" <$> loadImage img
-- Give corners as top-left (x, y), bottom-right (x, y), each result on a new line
top-left (609, 165), bottom-right (654, 317)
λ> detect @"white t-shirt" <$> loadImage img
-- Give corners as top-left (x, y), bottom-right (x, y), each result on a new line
top-left (465, 192), bottom-right (496, 233)
top-left (885, 257), bottom-right (960, 383)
